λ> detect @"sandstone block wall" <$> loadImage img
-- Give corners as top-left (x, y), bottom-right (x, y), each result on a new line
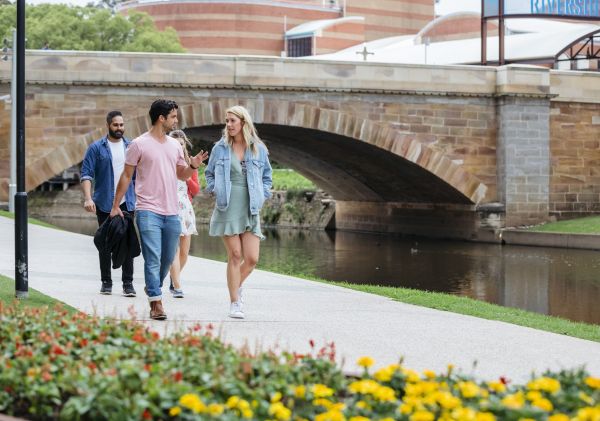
top-left (549, 101), bottom-right (600, 218)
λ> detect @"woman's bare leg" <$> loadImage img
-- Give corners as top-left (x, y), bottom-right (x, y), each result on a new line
top-left (239, 232), bottom-right (260, 288)
top-left (169, 245), bottom-right (182, 289)
top-left (222, 235), bottom-right (243, 302)
top-left (179, 235), bottom-right (192, 272)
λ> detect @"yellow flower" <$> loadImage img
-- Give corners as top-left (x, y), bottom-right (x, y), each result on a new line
top-left (527, 377), bottom-right (561, 394)
top-left (374, 366), bottom-right (394, 382)
top-left (226, 396), bottom-right (240, 409)
top-left (501, 392), bottom-right (525, 409)
top-left (315, 409), bottom-right (346, 421)
top-left (380, 418), bottom-right (395, 421)
top-left (399, 403), bottom-right (413, 414)
top-left (169, 406), bottom-right (181, 417)
top-left (585, 377), bottom-right (600, 389)
top-left (268, 402), bottom-right (291, 421)
top-left (402, 368), bottom-right (421, 383)
top-left (271, 392), bottom-right (282, 403)
top-left (238, 399), bottom-right (251, 411)
top-left (525, 391), bottom-right (542, 401)
top-left (312, 384), bottom-right (335, 398)
top-left (452, 407), bottom-right (477, 420)
top-left (475, 412), bottom-right (496, 421)
top-left (349, 417), bottom-right (370, 421)
top-left (294, 385), bottom-right (306, 399)
top-left (486, 381), bottom-right (506, 393)
top-left (548, 415), bottom-right (570, 421)
top-left (531, 398), bottom-right (553, 412)
top-left (517, 419), bottom-right (536, 421)
top-left (357, 356), bottom-right (375, 368)
top-left (178, 393), bottom-right (206, 413)
top-left (313, 398), bottom-right (334, 409)
top-left (349, 380), bottom-right (380, 395)
top-left (435, 391), bottom-right (461, 410)
top-left (423, 370), bottom-right (436, 379)
top-left (575, 406), bottom-right (600, 421)
top-left (410, 410), bottom-right (435, 421)
top-left (356, 400), bottom-right (369, 409)
top-left (373, 385), bottom-right (396, 402)
top-left (241, 408), bottom-right (253, 419)
top-left (207, 403), bottom-right (224, 417)
top-left (457, 381), bottom-right (481, 398)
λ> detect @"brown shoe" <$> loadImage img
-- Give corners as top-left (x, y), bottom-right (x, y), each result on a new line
top-left (149, 300), bottom-right (167, 320)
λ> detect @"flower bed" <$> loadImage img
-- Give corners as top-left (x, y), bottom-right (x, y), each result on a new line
top-left (0, 303), bottom-right (599, 420)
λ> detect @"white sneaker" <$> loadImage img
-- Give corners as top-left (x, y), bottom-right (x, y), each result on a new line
top-left (238, 287), bottom-right (244, 304)
top-left (228, 301), bottom-right (245, 319)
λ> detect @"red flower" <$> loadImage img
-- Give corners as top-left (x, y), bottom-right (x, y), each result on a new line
top-left (142, 409), bottom-right (152, 420)
top-left (309, 339), bottom-right (315, 348)
top-left (51, 344), bottom-right (66, 355)
top-left (88, 362), bottom-right (97, 372)
top-left (79, 338), bottom-right (89, 347)
top-left (500, 376), bottom-right (510, 385)
top-left (150, 331), bottom-right (159, 340)
top-left (173, 371), bottom-right (183, 382)
top-left (144, 364), bottom-right (152, 372)
top-left (42, 371), bottom-right (53, 382)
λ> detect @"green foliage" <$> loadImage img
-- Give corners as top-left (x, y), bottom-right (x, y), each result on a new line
top-left (1, 303), bottom-right (599, 420)
top-left (0, 4), bottom-right (184, 52)
top-left (271, 169), bottom-right (316, 191)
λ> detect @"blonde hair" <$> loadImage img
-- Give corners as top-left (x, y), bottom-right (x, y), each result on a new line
top-left (222, 105), bottom-right (266, 156)
top-left (169, 129), bottom-right (192, 164)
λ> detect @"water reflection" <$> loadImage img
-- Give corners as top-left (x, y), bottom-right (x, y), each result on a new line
top-left (42, 217), bottom-right (600, 325)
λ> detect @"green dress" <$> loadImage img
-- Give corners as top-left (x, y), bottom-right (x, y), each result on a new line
top-left (209, 149), bottom-right (264, 239)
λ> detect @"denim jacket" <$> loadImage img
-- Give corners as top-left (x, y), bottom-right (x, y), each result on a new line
top-left (80, 136), bottom-right (136, 213)
top-left (205, 138), bottom-right (272, 215)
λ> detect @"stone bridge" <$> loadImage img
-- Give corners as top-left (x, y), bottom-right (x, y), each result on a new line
top-left (1, 52), bottom-right (599, 238)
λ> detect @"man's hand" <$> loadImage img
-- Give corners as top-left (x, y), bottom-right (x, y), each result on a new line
top-left (109, 206), bottom-right (124, 219)
top-left (189, 150), bottom-right (209, 169)
top-left (83, 198), bottom-right (96, 213)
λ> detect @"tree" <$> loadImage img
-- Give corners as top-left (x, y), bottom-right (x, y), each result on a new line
top-left (0, 3), bottom-right (185, 53)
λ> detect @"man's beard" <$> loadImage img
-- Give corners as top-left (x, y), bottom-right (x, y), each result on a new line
top-left (109, 129), bottom-right (124, 139)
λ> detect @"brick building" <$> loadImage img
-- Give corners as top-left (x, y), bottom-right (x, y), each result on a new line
top-left (118, 0), bottom-right (434, 57)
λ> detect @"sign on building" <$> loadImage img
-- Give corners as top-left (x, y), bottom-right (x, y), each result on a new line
top-left (484, 0), bottom-right (600, 18)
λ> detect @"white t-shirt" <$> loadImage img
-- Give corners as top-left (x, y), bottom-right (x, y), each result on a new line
top-left (107, 139), bottom-right (126, 205)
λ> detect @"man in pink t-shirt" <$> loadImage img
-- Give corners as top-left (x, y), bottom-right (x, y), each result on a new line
top-left (110, 99), bottom-right (208, 320)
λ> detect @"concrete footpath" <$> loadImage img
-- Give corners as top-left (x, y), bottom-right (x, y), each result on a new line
top-left (1, 215), bottom-right (599, 383)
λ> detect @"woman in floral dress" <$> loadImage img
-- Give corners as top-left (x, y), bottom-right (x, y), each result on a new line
top-left (168, 130), bottom-right (199, 298)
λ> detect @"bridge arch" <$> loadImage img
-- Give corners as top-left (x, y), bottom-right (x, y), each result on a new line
top-left (177, 100), bottom-right (488, 204)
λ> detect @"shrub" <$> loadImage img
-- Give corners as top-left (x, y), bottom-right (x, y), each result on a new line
top-left (0, 303), bottom-right (599, 420)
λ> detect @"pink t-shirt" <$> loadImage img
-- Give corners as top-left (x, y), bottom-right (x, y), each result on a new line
top-left (125, 132), bottom-right (186, 216)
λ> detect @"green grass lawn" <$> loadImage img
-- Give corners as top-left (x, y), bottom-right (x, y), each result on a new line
top-left (528, 216), bottom-right (600, 234)
top-left (0, 274), bottom-right (76, 312)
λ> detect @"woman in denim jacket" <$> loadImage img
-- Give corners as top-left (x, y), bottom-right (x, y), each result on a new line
top-left (205, 105), bottom-right (273, 319)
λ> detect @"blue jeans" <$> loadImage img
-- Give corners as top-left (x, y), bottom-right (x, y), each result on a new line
top-left (135, 210), bottom-right (181, 301)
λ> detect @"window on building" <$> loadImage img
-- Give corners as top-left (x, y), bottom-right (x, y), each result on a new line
top-left (287, 37), bottom-right (312, 57)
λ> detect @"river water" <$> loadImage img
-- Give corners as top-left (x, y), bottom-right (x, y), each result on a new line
top-left (42, 217), bottom-right (600, 325)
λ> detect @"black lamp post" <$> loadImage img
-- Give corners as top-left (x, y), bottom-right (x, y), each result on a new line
top-left (15, 0), bottom-right (28, 299)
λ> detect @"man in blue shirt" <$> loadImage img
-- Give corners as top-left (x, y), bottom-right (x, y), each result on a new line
top-left (81, 111), bottom-right (137, 296)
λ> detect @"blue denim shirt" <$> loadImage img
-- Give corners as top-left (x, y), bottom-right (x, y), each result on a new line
top-left (80, 136), bottom-right (136, 213)
top-left (205, 138), bottom-right (272, 215)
